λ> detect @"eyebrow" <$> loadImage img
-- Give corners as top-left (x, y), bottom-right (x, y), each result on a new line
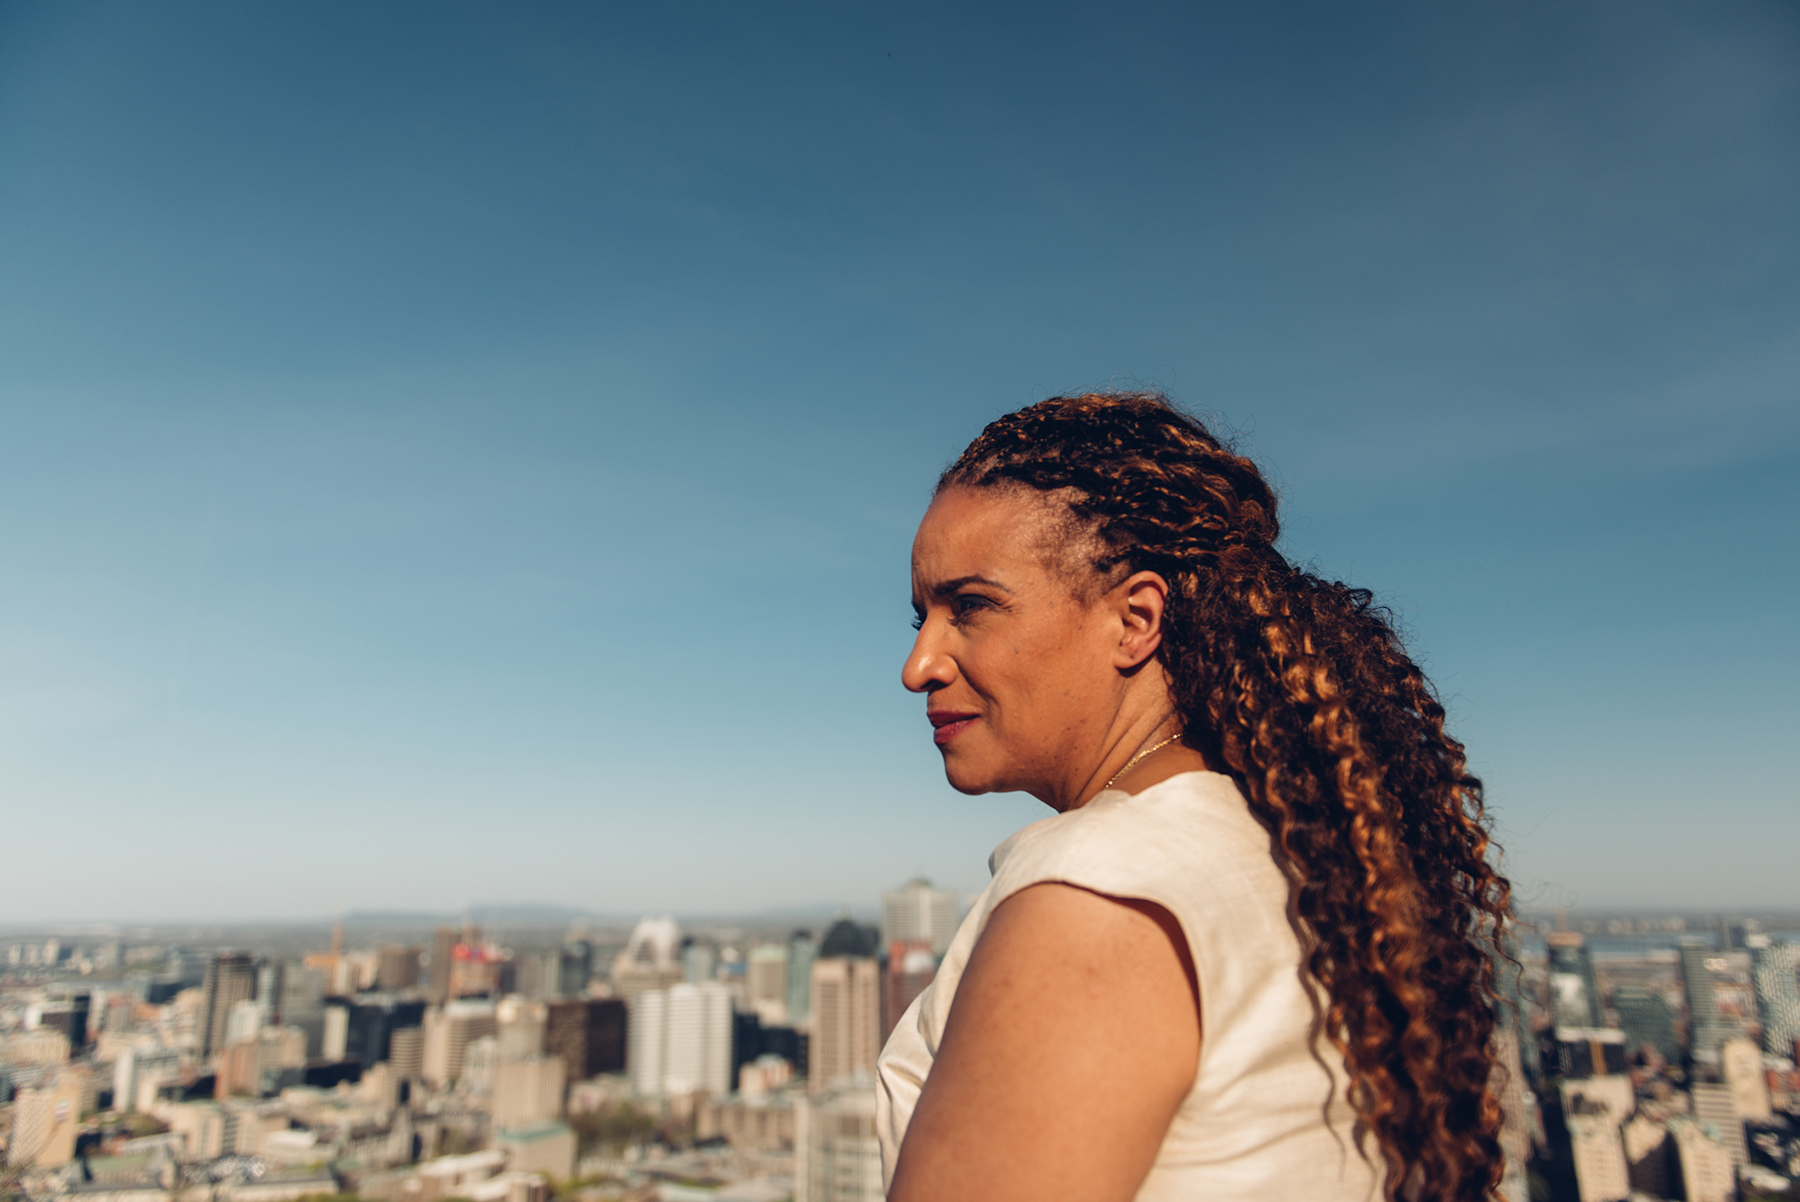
top-left (924, 574), bottom-right (1010, 598)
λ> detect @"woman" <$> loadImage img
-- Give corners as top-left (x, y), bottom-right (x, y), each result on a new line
top-left (876, 393), bottom-right (1510, 1202)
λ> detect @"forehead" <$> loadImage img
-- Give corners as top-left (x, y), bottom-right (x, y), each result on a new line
top-left (910, 485), bottom-right (1071, 586)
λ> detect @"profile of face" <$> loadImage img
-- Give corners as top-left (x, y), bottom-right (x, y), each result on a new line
top-left (903, 485), bottom-right (1169, 808)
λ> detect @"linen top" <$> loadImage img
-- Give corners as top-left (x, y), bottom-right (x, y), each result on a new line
top-left (874, 770), bottom-right (1384, 1201)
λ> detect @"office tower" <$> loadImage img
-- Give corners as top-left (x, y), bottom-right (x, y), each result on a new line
top-left (787, 930), bottom-right (817, 1025)
top-left (629, 983), bottom-right (732, 1096)
top-left (200, 954), bottom-right (259, 1059)
top-left (666, 982), bottom-right (733, 1095)
top-left (1680, 940), bottom-right (1726, 1061)
top-left (1612, 986), bottom-right (1679, 1060)
top-left (1749, 936), bottom-right (1800, 1058)
top-left (629, 989), bottom-right (668, 1097)
top-left (559, 940), bottom-right (593, 999)
top-left (449, 939), bottom-right (504, 999)
top-left (795, 1082), bottom-right (883, 1202)
top-left (1551, 1075), bottom-right (1634, 1202)
top-left (883, 942), bottom-right (936, 1040)
top-left (544, 998), bottom-right (627, 1083)
top-left (332, 997), bottom-right (427, 1066)
top-left (421, 999), bottom-right (498, 1087)
top-left (1669, 1117), bottom-right (1734, 1202)
top-left (389, 1026), bottom-right (424, 1080)
top-left (376, 945), bottom-right (422, 992)
top-left (1546, 932), bottom-right (1602, 1029)
top-left (113, 1046), bottom-right (182, 1114)
top-left (810, 956), bottom-right (880, 1092)
top-left (493, 1055), bottom-right (567, 1127)
top-left (428, 926), bottom-right (457, 1003)
top-left (746, 945), bottom-right (790, 1025)
top-left (683, 941), bottom-right (717, 985)
top-left (882, 879), bottom-right (961, 956)
top-left (1689, 1083), bottom-right (1747, 1166)
top-left (1721, 1035), bottom-right (1771, 1121)
top-left (1621, 1114), bottom-right (1671, 1200)
top-left (612, 916), bottom-right (685, 1001)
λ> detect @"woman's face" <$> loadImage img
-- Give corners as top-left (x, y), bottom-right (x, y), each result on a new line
top-left (903, 485), bottom-right (1131, 804)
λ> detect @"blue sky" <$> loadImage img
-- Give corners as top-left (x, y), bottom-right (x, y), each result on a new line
top-left (1, 1), bottom-right (1795, 922)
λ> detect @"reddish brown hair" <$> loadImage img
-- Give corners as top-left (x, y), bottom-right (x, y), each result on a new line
top-left (941, 391), bottom-right (1510, 1201)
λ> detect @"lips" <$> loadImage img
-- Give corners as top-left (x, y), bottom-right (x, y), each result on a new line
top-left (928, 711), bottom-right (978, 746)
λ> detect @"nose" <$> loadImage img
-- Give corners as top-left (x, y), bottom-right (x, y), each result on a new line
top-left (902, 620), bottom-right (955, 694)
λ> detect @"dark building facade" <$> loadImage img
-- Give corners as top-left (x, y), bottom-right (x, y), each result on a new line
top-left (544, 998), bottom-right (626, 1082)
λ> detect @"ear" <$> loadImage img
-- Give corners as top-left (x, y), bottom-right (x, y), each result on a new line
top-left (1112, 570), bottom-right (1168, 670)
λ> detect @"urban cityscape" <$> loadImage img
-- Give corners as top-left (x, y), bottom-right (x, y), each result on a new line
top-left (4, 895), bottom-right (1800, 1202)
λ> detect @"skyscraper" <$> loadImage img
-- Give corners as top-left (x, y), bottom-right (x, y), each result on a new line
top-left (1613, 987), bottom-right (1679, 1060)
top-left (810, 955), bottom-right (880, 1092)
top-left (1721, 1036), bottom-right (1771, 1122)
top-left (611, 916), bottom-right (685, 1001)
top-left (1680, 940), bottom-right (1726, 1061)
top-left (1546, 932), bottom-right (1602, 1029)
top-left (558, 940), bottom-right (593, 999)
top-left (787, 930), bottom-right (817, 1025)
top-left (1749, 936), bottom-right (1800, 1058)
top-left (629, 983), bottom-right (732, 1096)
top-left (376, 945), bottom-right (422, 992)
top-left (544, 998), bottom-right (626, 1083)
top-left (881, 880), bottom-right (961, 957)
top-left (428, 926), bottom-right (457, 1004)
top-left (200, 954), bottom-right (259, 1059)
top-left (746, 945), bottom-right (790, 1025)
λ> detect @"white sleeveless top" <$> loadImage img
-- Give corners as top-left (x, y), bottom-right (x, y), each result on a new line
top-left (875, 771), bottom-right (1384, 1201)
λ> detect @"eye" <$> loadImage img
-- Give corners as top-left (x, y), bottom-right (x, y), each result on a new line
top-left (950, 592), bottom-right (993, 621)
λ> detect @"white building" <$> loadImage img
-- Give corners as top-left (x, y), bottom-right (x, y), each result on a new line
top-left (629, 982), bottom-right (732, 1096)
top-left (1558, 1075), bottom-right (1633, 1202)
top-left (881, 880), bottom-right (960, 956)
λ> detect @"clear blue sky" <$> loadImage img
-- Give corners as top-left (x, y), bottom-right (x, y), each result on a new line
top-left (1, 1), bottom-right (1795, 922)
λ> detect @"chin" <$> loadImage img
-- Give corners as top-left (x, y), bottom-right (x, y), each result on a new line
top-left (940, 754), bottom-right (1004, 797)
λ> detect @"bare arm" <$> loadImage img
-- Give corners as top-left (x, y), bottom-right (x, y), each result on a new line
top-left (887, 882), bottom-right (1202, 1202)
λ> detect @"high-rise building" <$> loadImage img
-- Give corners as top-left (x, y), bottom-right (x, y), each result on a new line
top-left (544, 998), bottom-right (627, 1083)
top-left (746, 945), bottom-right (790, 1025)
top-left (881, 880), bottom-right (961, 957)
top-left (629, 983), bottom-right (732, 1096)
top-left (376, 945), bottom-right (422, 992)
top-left (1680, 941), bottom-right (1727, 1061)
top-left (327, 997), bottom-right (426, 1067)
top-left (1492, 1026), bottom-right (1531, 1202)
top-left (883, 942), bottom-right (936, 1040)
top-left (34, 993), bottom-right (92, 1055)
top-left (421, 999), bottom-right (498, 1087)
top-left (795, 1081), bottom-right (883, 1202)
top-left (428, 927), bottom-right (457, 1004)
top-left (810, 955), bottom-right (880, 1092)
top-left (1547, 932), bottom-right (1602, 1030)
top-left (1749, 936), bottom-right (1800, 1058)
top-left (389, 1026), bottom-right (424, 1080)
top-left (200, 954), bottom-right (259, 1059)
top-left (1689, 1083), bottom-right (1746, 1167)
top-left (612, 917), bottom-right (686, 1001)
top-left (1551, 1075), bottom-right (1634, 1202)
top-left (1668, 1116), bottom-right (1735, 1202)
top-left (558, 941), bottom-right (593, 999)
top-left (1612, 987), bottom-right (1679, 1060)
top-left (1621, 1114), bottom-right (1670, 1200)
top-left (787, 930), bottom-right (817, 1025)
top-left (1553, 1027), bottom-right (1628, 1079)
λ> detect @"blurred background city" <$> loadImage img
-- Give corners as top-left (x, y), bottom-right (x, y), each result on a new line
top-left (1, 2), bottom-right (1796, 1201)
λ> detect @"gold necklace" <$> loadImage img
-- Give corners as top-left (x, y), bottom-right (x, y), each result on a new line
top-left (1102, 733), bottom-right (1183, 791)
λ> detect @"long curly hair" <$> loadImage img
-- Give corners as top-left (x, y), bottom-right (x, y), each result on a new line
top-left (940, 391), bottom-right (1511, 1201)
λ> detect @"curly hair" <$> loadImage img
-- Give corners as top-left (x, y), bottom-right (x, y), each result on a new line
top-left (940, 391), bottom-right (1511, 1201)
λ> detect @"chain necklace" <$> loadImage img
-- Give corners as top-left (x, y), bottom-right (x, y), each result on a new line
top-left (1102, 732), bottom-right (1184, 792)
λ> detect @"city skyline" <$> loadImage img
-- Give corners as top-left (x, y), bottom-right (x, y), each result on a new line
top-left (2, 2), bottom-right (1797, 922)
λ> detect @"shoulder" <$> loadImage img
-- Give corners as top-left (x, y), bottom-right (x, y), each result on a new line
top-left (988, 771), bottom-right (1278, 906)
